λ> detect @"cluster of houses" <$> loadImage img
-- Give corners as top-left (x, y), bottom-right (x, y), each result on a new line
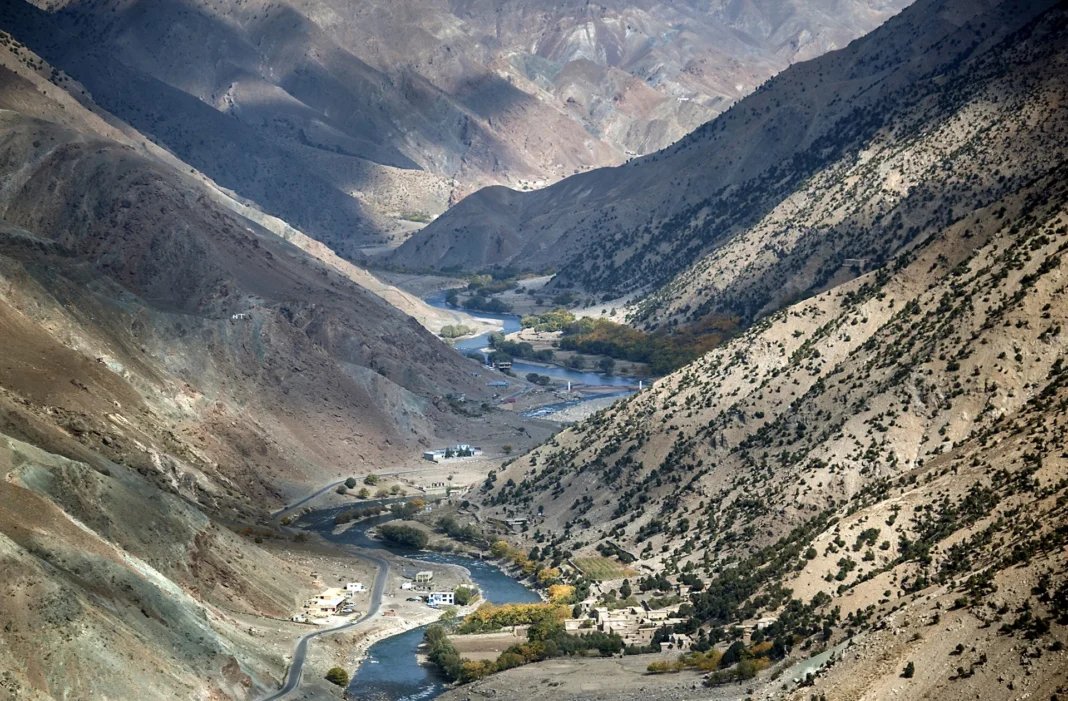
top-left (583, 606), bottom-right (692, 650)
top-left (422, 444), bottom-right (483, 463)
top-left (569, 604), bottom-right (778, 651)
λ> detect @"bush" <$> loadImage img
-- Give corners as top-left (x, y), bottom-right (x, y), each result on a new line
top-left (903, 661), bottom-right (915, 678)
top-left (344, 477), bottom-right (357, 489)
top-left (325, 667), bottom-right (349, 686)
top-left (364, 475), bottom-right (379, 486)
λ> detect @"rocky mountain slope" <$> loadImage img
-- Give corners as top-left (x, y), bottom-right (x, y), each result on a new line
top-left (468, 3), bottom-right (1068, 698)
top-left (0, 32), bottom-right (528, 700)
top-left (392, 0), bottom-right (1066, 331)
top-left (479, 140), bottom-right (1068, 698)
top-left (0, 432), bottom-right (315, 700)
top-left (0, 0), bottom-right (905, 259)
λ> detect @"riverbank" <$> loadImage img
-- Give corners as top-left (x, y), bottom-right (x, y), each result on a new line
top-left (289, 505), bottom-right (542, 701)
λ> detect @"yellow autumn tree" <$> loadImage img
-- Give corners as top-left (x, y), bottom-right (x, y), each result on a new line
top-left (547, 584), bottom-right (575, 604)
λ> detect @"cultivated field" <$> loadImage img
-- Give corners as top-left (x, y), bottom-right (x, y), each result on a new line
top-left (572, 557), bottom-right (635, 581)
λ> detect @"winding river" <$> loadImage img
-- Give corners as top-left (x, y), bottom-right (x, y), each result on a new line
top-left (280, 291), bottom-right (633, 699)
top-left (295, 506), bottom-right (539, 701)
top-left (425, 292), bottom-right (638, 389)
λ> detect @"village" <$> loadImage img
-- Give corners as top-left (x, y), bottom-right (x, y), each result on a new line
top-left (291, 568), bottom-right (466, 625)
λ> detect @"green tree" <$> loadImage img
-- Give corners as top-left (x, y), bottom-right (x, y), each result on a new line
top-left (364, 474), bottom-right (380, 486)
top-left (903, 661), bottom-right (915, 678)
top-left (325, 667), bottom-right (349, 686)
top-left (336, 485), bottom-right (347, 495)
top-left (502, 445), bottom-right (513, 455)
top-left (344, 477), bottom-right (357, 489)
top-left (598, 357), bottom-right (616, 374)
top-left (378, 524), bottom-right (429, 549)
top-left (454, 585), bottom-right (479, 606)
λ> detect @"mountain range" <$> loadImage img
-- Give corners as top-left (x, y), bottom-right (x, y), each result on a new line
top-left (390, 0), bottom-right (1068, 331)
top-left (0, 0), bottom-right (905, 260)
top-left (1, 0), bottom-right (1066, 699)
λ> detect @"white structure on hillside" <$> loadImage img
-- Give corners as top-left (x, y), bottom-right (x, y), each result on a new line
top-left (305, 588), bottom-right (347, 617)
top-left (345, 582), bottom-right (366, 593)
top-left (415, 571), bottom-right (434, 583)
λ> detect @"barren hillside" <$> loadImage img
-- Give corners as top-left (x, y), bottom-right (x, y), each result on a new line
top-left (0, 0), bottom-right (906, 258)
top-left (0, 35), bottom-right (531, 699)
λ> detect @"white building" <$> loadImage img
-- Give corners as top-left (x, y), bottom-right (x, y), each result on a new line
top-left (428, 591), bottom-right (455, 607)
top-left (415, 571), bottom-right (434, 583)
top-left (345, 582), bottom-right (366, 593)
top-left (422, 445), bottom-right (483, 462)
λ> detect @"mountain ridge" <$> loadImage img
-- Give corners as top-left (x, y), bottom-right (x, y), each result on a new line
top-left (390, 0), bottom-right (1063, 331)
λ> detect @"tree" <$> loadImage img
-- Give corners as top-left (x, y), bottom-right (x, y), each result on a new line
top-left (454, 585), bottom-right (479, 606)
top-left (503, 445), bottom-right (513, 455)
top-left (357, 487), bottom-right (370, 499)
top-left (598, 357), bottom-right (616, 374)
top-left (378, 524), bottom-right (429, 549)
top-left (325, 667), bottom-right (349, 686)
top-left (364, 474), bottom-right (379, 486)
top-left (344, 477), bottom-right (357, 489)
top-left (336, 485), bottom-right (347, 495)
top-left (390, 485), bottom-right (402, 495)
top-left (619, 579), bottom-right (632, 599)
top-left (902, 661), bottom-right (915, 678)
top-left (548, 584), bottom-right (576, 604)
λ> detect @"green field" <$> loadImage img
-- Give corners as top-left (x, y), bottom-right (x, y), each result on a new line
top-left (573, 557), bottom-right (635, 581)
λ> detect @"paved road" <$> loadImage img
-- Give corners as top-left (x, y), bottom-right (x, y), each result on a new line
top-left (260, 547), bottom-right (390, 700)
top-left (271, 480), bottom-right (346, 519)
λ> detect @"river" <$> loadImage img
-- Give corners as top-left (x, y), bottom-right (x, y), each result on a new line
top-left (296, 506), bottom-right (540, 701)
top-left (425, 292), bottom-right (637, 388)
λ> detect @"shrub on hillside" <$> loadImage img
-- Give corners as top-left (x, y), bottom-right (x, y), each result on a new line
top-left (325, 667), bottom-right (349, 686)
